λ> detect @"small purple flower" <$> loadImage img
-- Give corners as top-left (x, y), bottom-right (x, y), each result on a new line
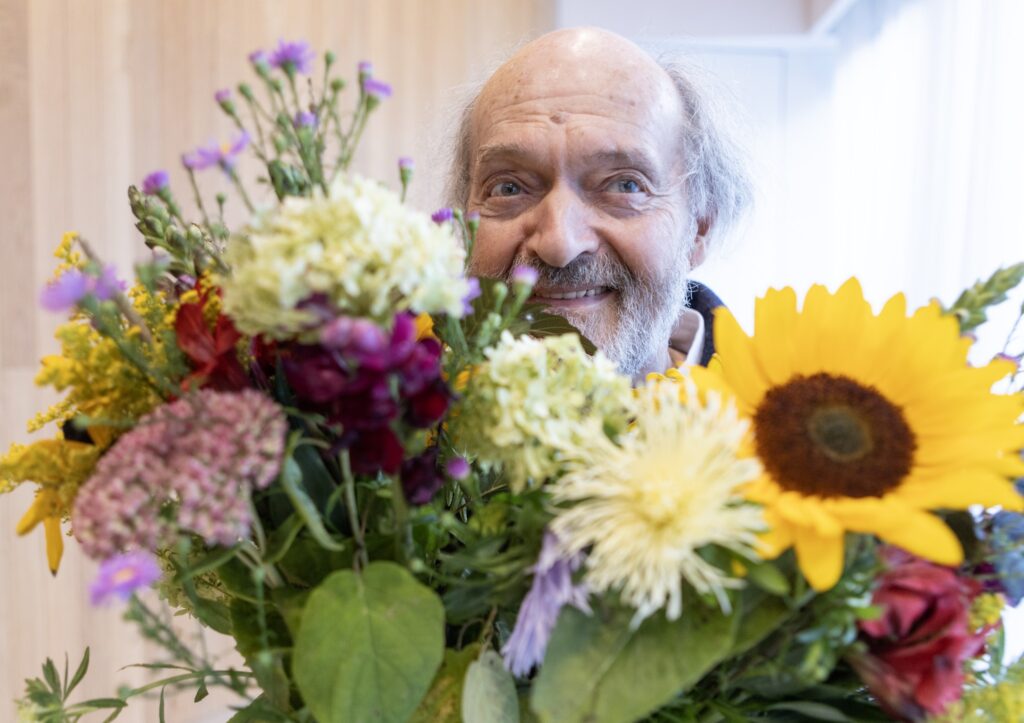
top-left (362, 78), bottom-right (392, 101)
top-left (401, 447), bottom-right (444, 505)
top-left (186, 132), bottom-right (251, 172)
top-left (141, 170), bottom-right (169, 196)
top-left (93, 265), bottom-right (126, 301)
top-left (446, 457), bottom-right (470, 481)
top-left (40, 269), bottom-right (91, 312)
top-left (431, 207), bottom-right (454, 224)
top-left (90, 551), bottom-right (162, 605)
top-left (466, 210), bottom-right (481, 225)
top-left (248, 49), bottom-right (270, 67)
top-left (214, 88), bottom-right (232, 105)
top-left (358, 60), bottom-right (373, 77)
top-left (398, 156), bottom-right (414, 172)
top-left (462, 277), bottom-right (482, 314)
top-left (511, 265), bottom-right (540, 286)
top-left (503, 532), bottom-right (590, 677)
top-left (269, 39), bottom-right (315, 75)
top-left (293, 110), bottom-right (318, 129)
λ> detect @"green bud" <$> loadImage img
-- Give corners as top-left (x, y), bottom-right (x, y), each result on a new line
top-left (238, 83), bottom-right (255, 101)
top-left (145, 215), bottom-right (164, 237)
top-left (270, 78), bottom-right (283, 93)
top-left (273, 135), bottom-right (289, 154)
top-left (329, 78), bottom-right (345, 93)
top-left (128, 186), bottom-right (146, 218)
top-left (324, 50), bottom-right (336, 66)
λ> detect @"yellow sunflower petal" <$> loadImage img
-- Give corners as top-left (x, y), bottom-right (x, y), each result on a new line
top-left (793, 526), bottom-right (845, 591)
top-left (751, 286), bottom-right (800, 385)
top-left (896, 471), bottom-right (1024, 511)
top-left (873, 510), bottom-right (964, 567)
top-left (712, 307), bottom-right (769, 412)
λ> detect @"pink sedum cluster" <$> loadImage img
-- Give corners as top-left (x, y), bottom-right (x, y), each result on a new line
top-left (72, 389), bottom-right (287, 558)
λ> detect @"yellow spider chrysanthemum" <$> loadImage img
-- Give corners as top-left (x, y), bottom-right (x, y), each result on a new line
top-left (549, 377), bottom-right (764, 624)
top-left (714, 278), bottom-right (1024, 591)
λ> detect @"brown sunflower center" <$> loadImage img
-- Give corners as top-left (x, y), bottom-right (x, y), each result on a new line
top-left (753, 373), bottom-right (916, 498)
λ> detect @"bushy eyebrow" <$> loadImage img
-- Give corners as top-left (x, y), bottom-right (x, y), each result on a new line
top-left (474, 143), bottom-right (662, 181)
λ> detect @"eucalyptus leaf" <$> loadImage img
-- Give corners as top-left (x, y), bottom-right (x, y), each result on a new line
top-left (280, 456), bottom-right (345, 551)
top-left (293, 562), bottom-right (445, 723)
top-left (531, 601), bottom-right (736, 723)
top-left (462, 649), bottom-right (519, 723)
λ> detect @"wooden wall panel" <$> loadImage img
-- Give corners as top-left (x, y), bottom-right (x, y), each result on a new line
top-left (0, 1), bottom-right (555, 720)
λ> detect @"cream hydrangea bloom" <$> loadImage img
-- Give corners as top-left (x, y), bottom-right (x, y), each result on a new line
top-left (549, 376), bottom-right (764, 625)
top-left (221, 175), bottom-right (469, 339)
top-left (452, 331), bottom-right (634, 491)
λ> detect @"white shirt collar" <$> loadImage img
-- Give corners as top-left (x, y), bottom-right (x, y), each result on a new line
top-left (667, 306), bottom-right (706, 368)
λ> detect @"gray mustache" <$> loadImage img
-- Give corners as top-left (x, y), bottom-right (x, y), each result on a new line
top-left (506, 254), bottom-right (634, 291)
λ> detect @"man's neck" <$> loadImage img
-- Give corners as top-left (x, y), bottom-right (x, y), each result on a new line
top-left (632, 347), bottom-right (673, 384)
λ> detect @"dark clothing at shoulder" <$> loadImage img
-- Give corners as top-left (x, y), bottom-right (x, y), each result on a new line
top-left (687, 280), bottom-right (725, 367)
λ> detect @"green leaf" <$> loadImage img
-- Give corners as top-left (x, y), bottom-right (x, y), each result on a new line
top-left (159, 687), bottom-right (167, 723)
top-left (531, 602), bottom-right (736, 723)
top-left (462, 649), bottom-right (519, 723)
top-left (280, 456), bottom-right (346, 551)
top-left (192, 597), bottom-right (233, 636)
top-left (409, 644), bottom-right (480, 723)
top-left (521, 306), bottom-right (597, 355)
top-left (765, 701), bottom-right (852, 721)
top-left (42, 657), bottom-right (61, 696)
top-left (731, 594), bottom-right (792, 657)
top-left (293, 561), bottom-right (445, 723)
top-left (65, 648), bottom-right (90, 698)
top-left (226, 695), bottom-right (294, 722)
top-left (947, 262), bottom-right (1024, 332)
top-left (264, 514), bottom-right (305, 565)
top-left (744, 560), bottom-right (790, 597)
top-left (176, 545), bottom-right (241, 582)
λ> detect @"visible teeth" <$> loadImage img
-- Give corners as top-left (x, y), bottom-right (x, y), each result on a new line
top-left (543, 288), bottom-right (605, 300)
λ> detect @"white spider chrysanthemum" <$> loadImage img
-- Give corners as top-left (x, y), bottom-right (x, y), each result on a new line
top-left (221, 174), bottom-right (469, 339)
top-left (549, 377), bottom-right (764, 625)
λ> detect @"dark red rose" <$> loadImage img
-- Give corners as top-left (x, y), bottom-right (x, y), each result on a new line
top-left (851, 547), bottom-right (988, 721)
top-left (400, 447), bottom-right (443, 505)
top-left (405, 379), bottom-right (451, 428)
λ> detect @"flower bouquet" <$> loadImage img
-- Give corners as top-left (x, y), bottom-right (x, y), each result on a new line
top-left (7, 41), bottom-right (1024, 723)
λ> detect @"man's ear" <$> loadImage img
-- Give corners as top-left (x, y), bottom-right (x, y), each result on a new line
top-left (688, 217), bottom-right (711, 268)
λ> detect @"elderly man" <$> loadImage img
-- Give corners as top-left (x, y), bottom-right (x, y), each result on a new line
top-left (447, 27), bottom-right (751, 378)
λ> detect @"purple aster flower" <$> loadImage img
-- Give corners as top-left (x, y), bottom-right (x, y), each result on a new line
top-left (93, 265), bottom-right (126, 301)
top-left (214, 88), bottom-right (232, 105)
top-left (503, 532), bottom-right (590, 677)
top-left (248, 49), bottom-right (270, 67)
top-left (511, 265), bottom-right (540, 286)
top-left (431, 207), bottom-right (454, 224)
top-left (446, 457), bottom-right (470, 481)
top-left (398, 156), bottom-right (414, 172)
top-left (90, 551), bottom-right (162, 605)
top-left (466, 210), bottom-right (481, 226)
top-left (358, 60), bottom-right (373, 77)
top-left (187, 132), bottom-right (251, 172)
top-left (141, 170), bottom-right (169, 196)
top-left (293, 110), bottom-right (318, 129)
top-left (362, 78), bottom-right (392, 100)
top-left (462, 277), bottom-right (482, 314)
top-left (40, 269), bottom-right (91, 312)
top-left (269, 39), bottom-right (315, 75)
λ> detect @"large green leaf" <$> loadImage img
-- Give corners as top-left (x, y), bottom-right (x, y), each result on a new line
top-left (531, 602), bottom-right (737, 723)
top-left (462, 649), bottom-right (519, 723)
top-left (293, 562), bottom-right (445, 723)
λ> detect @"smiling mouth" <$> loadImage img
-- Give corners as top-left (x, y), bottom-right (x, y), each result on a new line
top-left (530, 286), bottom-right (613, 306)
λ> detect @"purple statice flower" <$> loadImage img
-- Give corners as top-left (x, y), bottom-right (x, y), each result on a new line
top-left (398, 156), bottom-right (414, 172)
top-left (72, 389), bottom-right (287, 559)
top-left (141, 170), bottom-right (169, 196)
top-left (502, 532), bottom-right (591, 677)
top-left (446, 456), bottom-right (470, 481)
top-left (40, 269), bottom-right (91, 312)
top-left (511, 265), bottom-right (540, 286)
top-left (363, 78), bottom-right (392, 101)
top-left (93, 265), bottom-right (126, 301)
top-left (431, 207), bottom-right (454, 224)
top-left (269, 39), bottom-right (315, 75)
top-left (185, 132), bottom-right (251, 172)
top-left (293, 110), bottom-right (318, 129)
top-left (462, 277), bottom-right (482, 314)
top-left (90, 551), bottom-right (162, 605)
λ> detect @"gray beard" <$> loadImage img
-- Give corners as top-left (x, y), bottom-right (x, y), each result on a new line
top-left (504, 253), bottom-right (690, 377)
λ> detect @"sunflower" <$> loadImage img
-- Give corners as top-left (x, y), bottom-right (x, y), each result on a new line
top-left (714, 278), bottom-right (1024, 591)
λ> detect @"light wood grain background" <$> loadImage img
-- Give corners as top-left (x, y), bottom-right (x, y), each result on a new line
top-left (0, 1), bottom-right (554, 719)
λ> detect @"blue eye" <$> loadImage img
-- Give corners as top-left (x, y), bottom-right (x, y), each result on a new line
top-left (610, 177), bottom-right (643, 193)
top-left (489, 181), bottom-right (522, 197)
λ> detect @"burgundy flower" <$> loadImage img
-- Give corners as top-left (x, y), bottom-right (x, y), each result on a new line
top-left (401, 447), bottom-right (444, 505)
top-left (850, 547), bottom-right (989, 720)
top-left (348, 427), bottom-right (404, 476)
top-left (405, 380), bottom-right (451, 428)
top-left (282, 343), bottom-right (350, 405)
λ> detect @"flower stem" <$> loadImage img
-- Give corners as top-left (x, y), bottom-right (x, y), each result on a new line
top-left (185, 167), bottom-right (213, 230)
top-left (341, 450), bottom-right (368, 570)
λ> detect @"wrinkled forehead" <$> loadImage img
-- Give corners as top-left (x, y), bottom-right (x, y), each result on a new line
top-left (471, 46), bottom-right (685, 156)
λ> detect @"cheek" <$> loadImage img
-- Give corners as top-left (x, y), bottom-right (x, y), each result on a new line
top-left (606, 212), bottom-right (691, 281)
top-left (468, 219), bottom-right (520, 276)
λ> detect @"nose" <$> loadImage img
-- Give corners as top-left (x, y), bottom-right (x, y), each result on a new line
top-left (522, 183), bottom-right (599, 268)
